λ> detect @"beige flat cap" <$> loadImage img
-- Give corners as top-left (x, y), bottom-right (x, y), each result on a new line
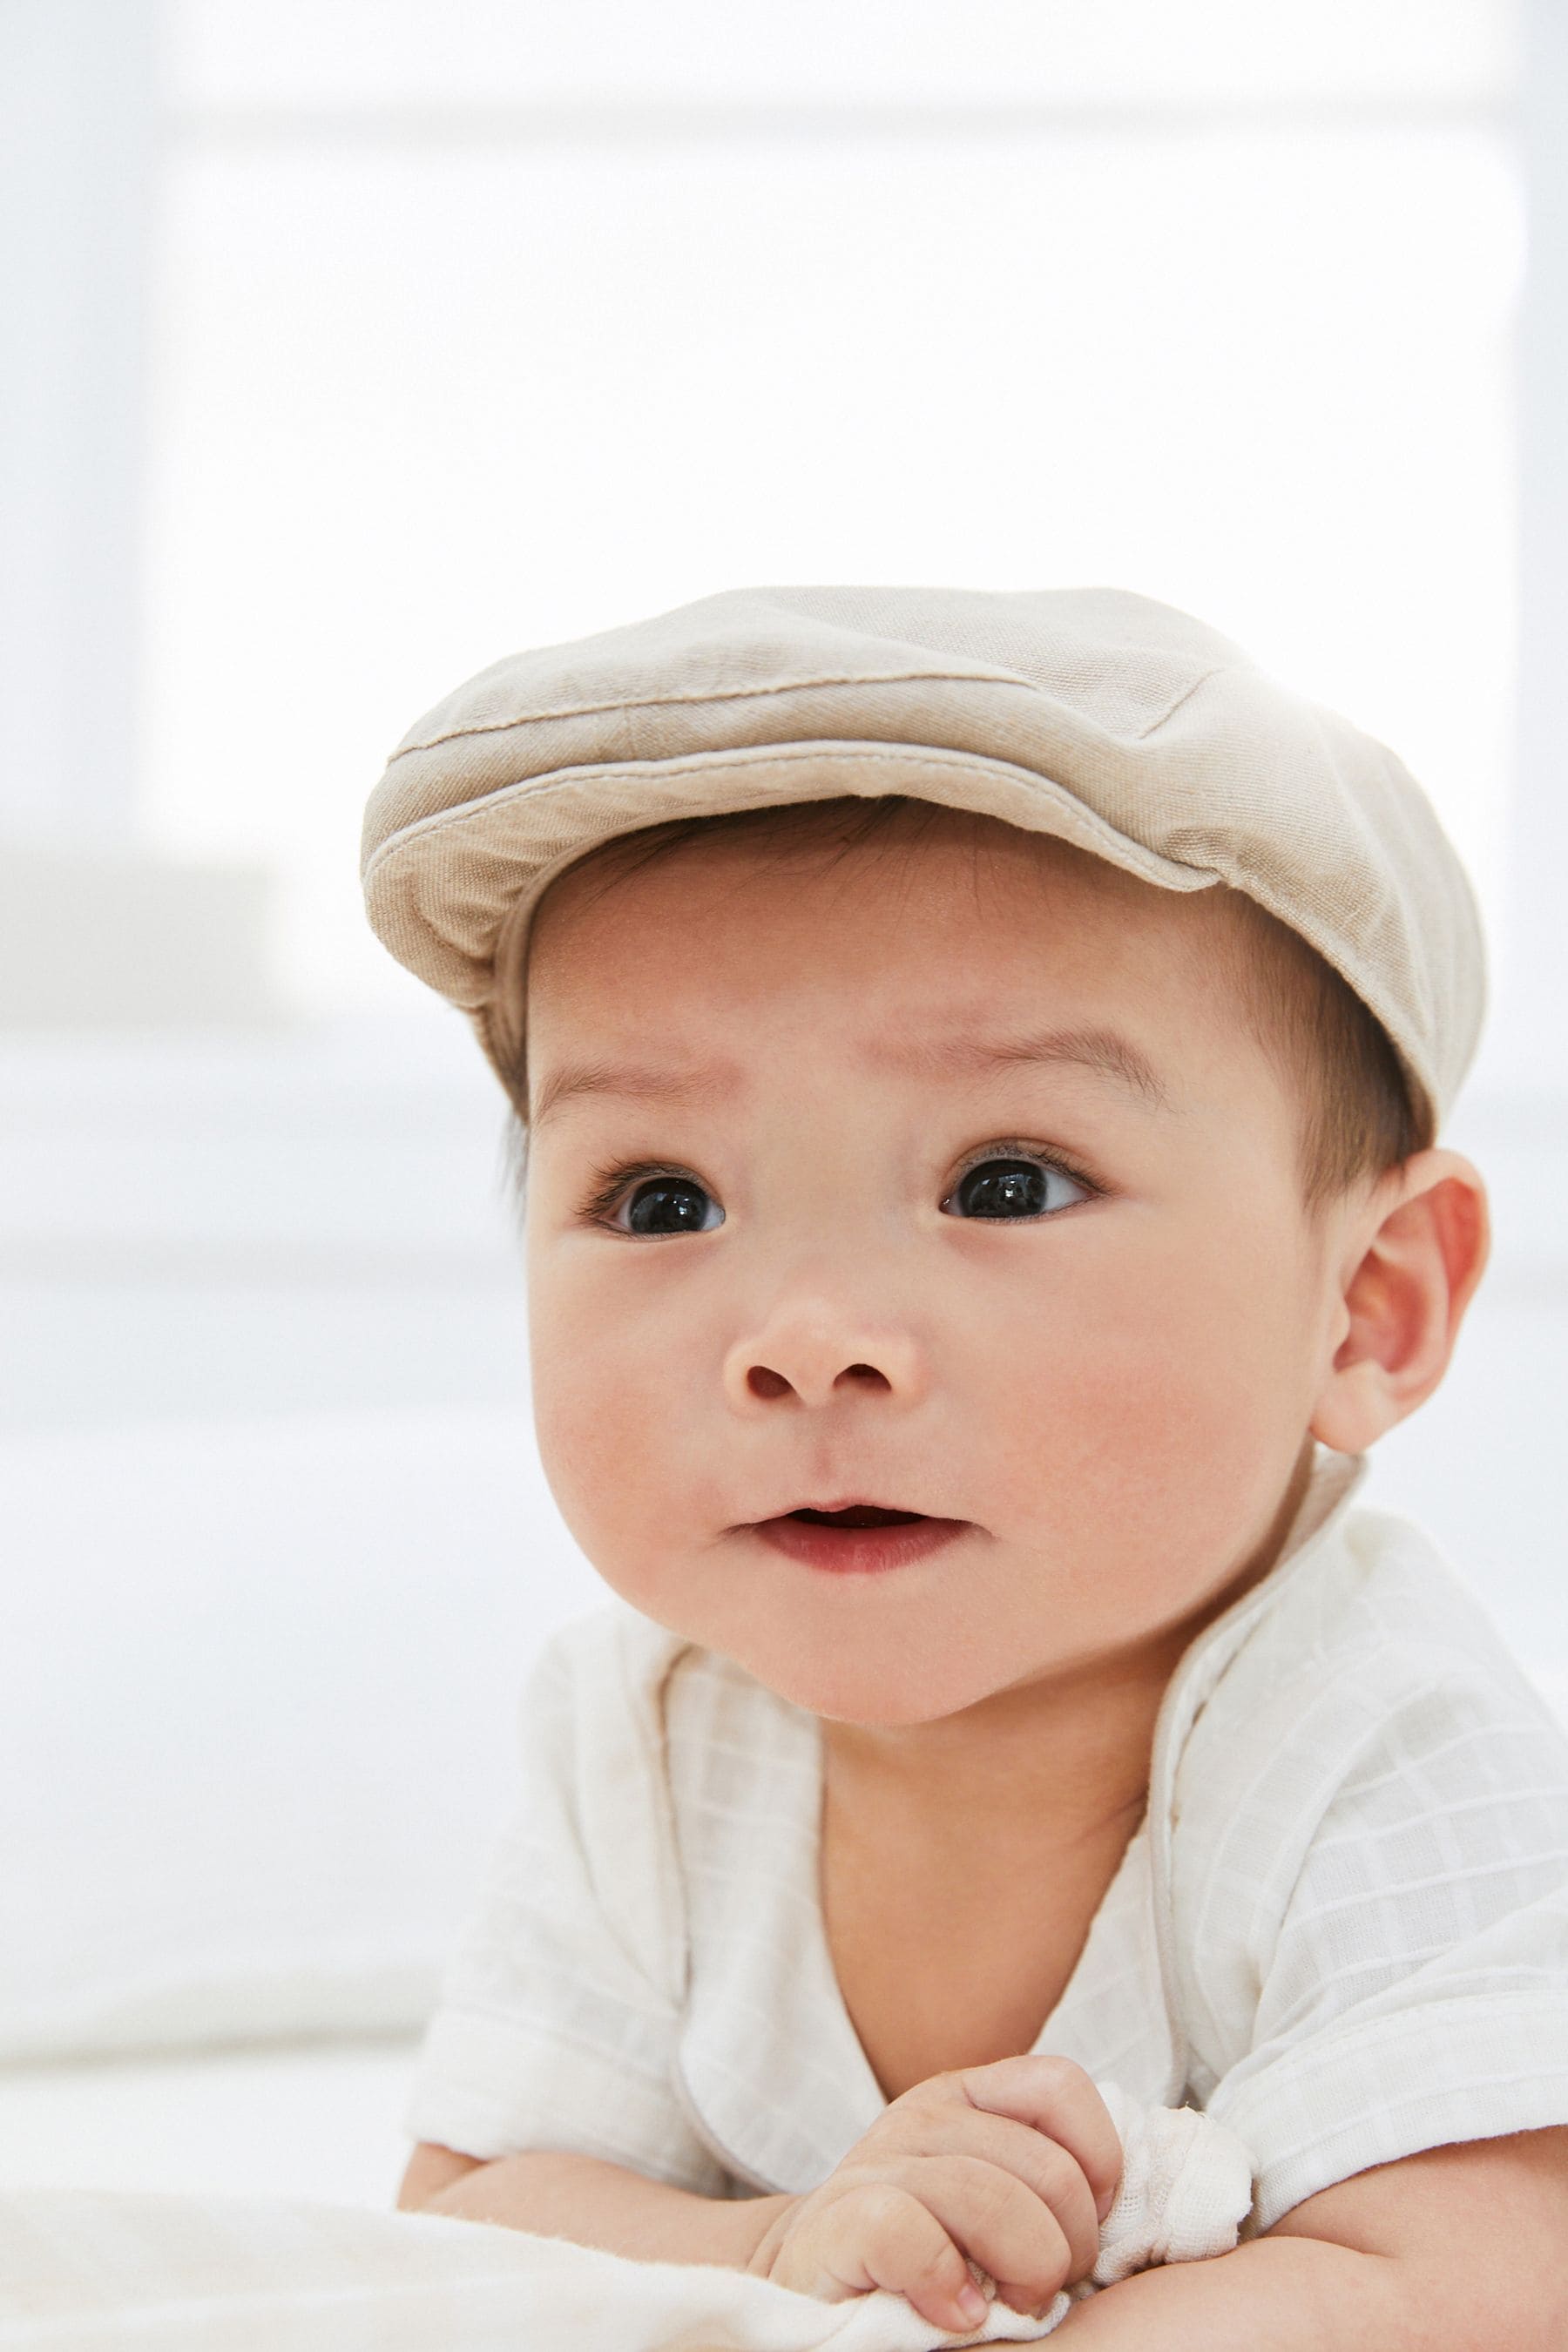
top-left (362, 583), bottom-right (1484, 1132)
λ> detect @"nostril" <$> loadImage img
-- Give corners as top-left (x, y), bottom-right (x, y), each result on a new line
top-left (741, 1360), bottom-right (895, 1403)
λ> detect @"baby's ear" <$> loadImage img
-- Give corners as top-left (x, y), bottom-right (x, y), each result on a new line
top-left (1309, 1149), bottom-right (1490, 1454)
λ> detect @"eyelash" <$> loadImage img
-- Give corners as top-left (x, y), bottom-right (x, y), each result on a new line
top-left (577, 1141), bottom-right (1105, 1231)
top-left (580, 1160), bottom-right (687, 1224)
top-left (955, 1139), bottom-right (1105, 1206)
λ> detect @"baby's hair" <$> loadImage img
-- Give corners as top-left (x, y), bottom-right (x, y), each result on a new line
top-left (1215, 889), bottom-right (1429, 1206)
top-left (505, 794), bottom-right (1427, 1212)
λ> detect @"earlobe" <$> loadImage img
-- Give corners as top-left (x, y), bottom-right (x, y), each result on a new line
top-left (1309, 1150), bottom-right (1490, 1455)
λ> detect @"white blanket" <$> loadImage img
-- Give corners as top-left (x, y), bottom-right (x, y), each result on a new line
top-left (0, 2090), bottom-right (1253, 2349)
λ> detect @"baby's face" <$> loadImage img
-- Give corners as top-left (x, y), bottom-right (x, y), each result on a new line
top-left (522, 807), bottom-right (1353, 1727)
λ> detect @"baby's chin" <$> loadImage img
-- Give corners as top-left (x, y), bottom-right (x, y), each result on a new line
top-left (592, 1544), bottom-right (1122, 1725)
top-left (708, 1621), bottom-right (1035, 1729)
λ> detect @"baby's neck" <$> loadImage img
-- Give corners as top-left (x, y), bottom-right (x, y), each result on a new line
top-left (821, 1637), bottom-right (1171, 1856)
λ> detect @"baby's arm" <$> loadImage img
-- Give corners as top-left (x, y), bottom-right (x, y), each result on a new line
top-left (398, 2139), bottom-right (791, 2268)
top-left (401, 2056), bottom-right (1121, 2334)
top-left (1053, 2126), bottom-right (1568, 2349)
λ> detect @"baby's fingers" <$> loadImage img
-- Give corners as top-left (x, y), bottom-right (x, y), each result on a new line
top-left (951, 2056), bottom-right (1123, 2222)
top-left (938, 2113), bottom-right (1102, 2285)
top-left (816, 2180), bottom-right (990, 2335)
top-left (841, 2159), bottom-right (1075, 2328)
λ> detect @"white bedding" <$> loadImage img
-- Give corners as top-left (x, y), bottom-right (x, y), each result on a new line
top-left (0, 2192), bottom-right (1050, 2351)
top-left (0, 2089), bottom-right (1252, 2350)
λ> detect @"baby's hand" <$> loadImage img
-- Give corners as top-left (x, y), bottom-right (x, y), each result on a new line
top-left (746, 2054), bottom-right (1123, 2333)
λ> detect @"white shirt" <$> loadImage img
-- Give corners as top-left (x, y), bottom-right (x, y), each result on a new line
top-left (402, 1453), bottom-right (1568, 2232)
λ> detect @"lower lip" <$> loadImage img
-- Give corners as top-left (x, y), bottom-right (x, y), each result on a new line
top-left (748, 1516), bottom-right (970, 1575)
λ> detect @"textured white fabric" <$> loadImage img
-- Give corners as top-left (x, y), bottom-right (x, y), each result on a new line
top-left (0, 2102), bottom-right (1248, 2351)
top-left (1086, 2085), bottom-right (1253, 2286)
top-left (404, 1452), bottom-right (1568, 2240)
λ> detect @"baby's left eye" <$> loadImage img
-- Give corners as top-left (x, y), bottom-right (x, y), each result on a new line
top-left (941, 1156), bottom-right (1090, 1220)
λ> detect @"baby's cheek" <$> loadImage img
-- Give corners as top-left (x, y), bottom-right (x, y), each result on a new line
top-left (992, 1252), bottom-right (1312, 1581)
top-left (530, 1328), bottom-right (700, 1593)
top-left (533, 1357), bottom-right (636, 1525)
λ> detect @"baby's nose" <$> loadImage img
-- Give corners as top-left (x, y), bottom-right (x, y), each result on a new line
top-left (721, 1310), bottom-right (928, 1412)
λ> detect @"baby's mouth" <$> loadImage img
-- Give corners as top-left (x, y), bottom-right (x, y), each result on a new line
top-left (749, 1500), bottom-right (969, 1575)
top-left (787, 1504), bottom-right (927, 1527)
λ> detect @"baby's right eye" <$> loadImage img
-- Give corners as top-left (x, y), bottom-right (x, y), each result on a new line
top-left (613, 1175), bottom-right (725, 1237)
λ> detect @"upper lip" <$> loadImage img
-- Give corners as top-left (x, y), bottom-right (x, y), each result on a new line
top-left (757, 1497), bottom-right (943, 1521)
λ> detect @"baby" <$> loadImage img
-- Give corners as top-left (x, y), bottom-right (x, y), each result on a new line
top-left (371, 587), bottom-right (1568, 2344)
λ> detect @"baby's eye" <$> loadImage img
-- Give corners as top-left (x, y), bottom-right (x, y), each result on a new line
top-left (942, 1155), bottom-right (1091, 1220)
top-left (614, 1175), bottom-right (725, 1237)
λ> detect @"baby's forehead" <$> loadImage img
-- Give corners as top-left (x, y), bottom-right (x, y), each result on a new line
top-left (537, 801), bottom-right (1198, 936)
top-left (526, 803), bottom-right (1253, 998)
top-left (522, 805), bottom-right (1280, 1101)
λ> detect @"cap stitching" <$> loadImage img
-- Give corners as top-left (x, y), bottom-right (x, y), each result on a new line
top-left (1134, 664), bottom-right (1228, 741)
top-left (389, 667), bottom-right (1048, 757)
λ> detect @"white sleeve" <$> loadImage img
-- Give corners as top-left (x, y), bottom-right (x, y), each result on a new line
top-left (401, 1605), bottom-right (731, 2196)
top-left (1198, 1659), bottom-right (1568, 2232)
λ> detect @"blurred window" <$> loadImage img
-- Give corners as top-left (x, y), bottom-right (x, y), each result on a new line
top-left (150, 0), bottom-right (1521, 1018)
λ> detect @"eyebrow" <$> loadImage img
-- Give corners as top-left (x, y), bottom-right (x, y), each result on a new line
top-left (530, 1023), bottom-right (1172, 1129)
top-left (878, 1024), bottom-right (1173, 1110)
top-left (531, 1055), bottom-right (740, 1130)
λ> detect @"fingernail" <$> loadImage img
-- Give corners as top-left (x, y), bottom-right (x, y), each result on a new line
top-left (956, 2284), bottom-right (986, 2322)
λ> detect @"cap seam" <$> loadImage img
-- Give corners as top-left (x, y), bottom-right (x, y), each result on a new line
top-left (389, 666), bottom-right (1058, 758)
top-left (1133, 663), bottom-right (1229, 741)
top-left (362, 740), bottom-right (1216, 891)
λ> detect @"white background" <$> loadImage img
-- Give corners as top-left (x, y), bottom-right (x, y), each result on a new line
top-left (5, 0), bottom-right (1565, 2207)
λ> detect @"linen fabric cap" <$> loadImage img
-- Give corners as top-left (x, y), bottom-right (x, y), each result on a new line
top-left (361, 583), bottom-right (1485, 1133)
